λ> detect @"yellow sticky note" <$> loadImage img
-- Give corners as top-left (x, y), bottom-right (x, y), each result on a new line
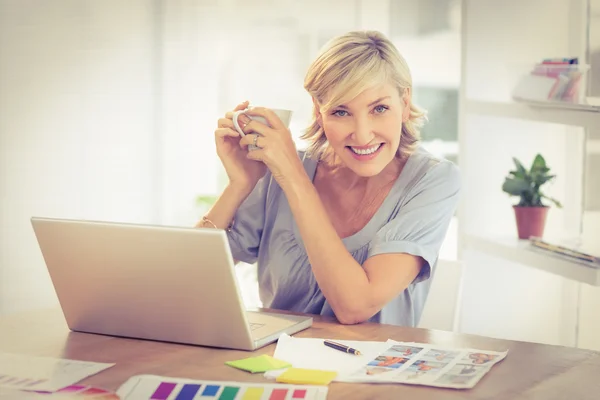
top-left (275, 368), bottom-right (337, 385)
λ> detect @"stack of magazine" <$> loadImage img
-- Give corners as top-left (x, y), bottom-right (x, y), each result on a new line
top-left (529, 237), bottom-right (600, 267)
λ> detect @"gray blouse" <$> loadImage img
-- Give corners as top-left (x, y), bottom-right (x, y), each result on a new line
top-left (227, 146), bottom-right (461, 326)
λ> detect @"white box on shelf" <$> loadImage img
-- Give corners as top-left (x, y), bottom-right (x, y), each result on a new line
top-left (511, 63), bottom-right (589, 105)
top-left (512, 74), bottom-right (561, 102)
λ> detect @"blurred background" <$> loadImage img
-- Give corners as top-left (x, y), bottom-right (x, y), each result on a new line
top-left (0, 0), bottom-right (461, 312)
top-left (1, 0), bottom-right (599, 351)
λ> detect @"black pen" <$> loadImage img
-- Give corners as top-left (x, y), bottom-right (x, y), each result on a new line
top-left (324, 339), bottom-right (362, 355)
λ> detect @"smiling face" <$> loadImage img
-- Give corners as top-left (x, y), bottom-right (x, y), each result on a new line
top-left (317, 83), bottom-right (409, 177)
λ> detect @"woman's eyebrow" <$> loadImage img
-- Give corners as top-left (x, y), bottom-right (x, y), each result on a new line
top-left (367, 96), bottom-right (391, 106)
top-left (337, 96), bottom-right (392, 110)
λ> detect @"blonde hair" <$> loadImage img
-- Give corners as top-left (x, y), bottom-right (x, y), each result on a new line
top-left (302, 30), bottom-right (427, 161)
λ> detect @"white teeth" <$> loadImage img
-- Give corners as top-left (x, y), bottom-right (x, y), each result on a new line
top-left (350, 144), bottom-right (381, 155)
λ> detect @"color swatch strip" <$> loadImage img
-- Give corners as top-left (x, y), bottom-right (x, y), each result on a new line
top-left (148, 381), bottom-right (310, 399)
top-left (116, 375), bottom-right (328, 400)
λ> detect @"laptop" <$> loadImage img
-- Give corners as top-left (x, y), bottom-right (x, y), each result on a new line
top-left (30, 217), bottom-right (312, 351)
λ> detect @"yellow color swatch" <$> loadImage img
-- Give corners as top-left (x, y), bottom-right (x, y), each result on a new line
top-left (242, 387), bottom-right (264, 400)
top-left (275, 368), bottom-right (337, 386)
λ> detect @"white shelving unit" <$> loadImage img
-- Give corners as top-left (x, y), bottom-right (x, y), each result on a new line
top-left (467, 100), bottom-right (600, 129)
top-left (464, 102), bottom-right (600, 284)
top-left (465, 235), bottom-right (600, 286)
top-left (457, 0), bottom-right (599, 349)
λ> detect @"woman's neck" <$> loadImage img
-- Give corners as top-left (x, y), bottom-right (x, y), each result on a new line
top-left (313, 154), bottom-right (407, 239)
top-left (319, 156), bottom-right (405, 192)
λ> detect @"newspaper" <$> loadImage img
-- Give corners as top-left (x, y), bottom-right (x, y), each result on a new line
top-left (341, 340), bottom-right (507, 389)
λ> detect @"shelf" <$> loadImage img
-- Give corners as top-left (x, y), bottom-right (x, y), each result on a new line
top-left (466, 100), bottom-right (600, 129)
top-left (464, 235), bottom-right (600, 286)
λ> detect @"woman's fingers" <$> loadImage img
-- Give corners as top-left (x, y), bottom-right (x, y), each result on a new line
top-left (239, 133), bottom-right (261, 149)
top-left (245, 147), bottom-right (264, 161)
top-left (225, 101), bottom-right (250, 119)
top-left (224, 110), bottom-right (248, 122)
top-left (245, 107), bottom-right (286, 130)
top-left (218, 118), bottom-right (235, 129)
top-left (233, 101), bottom-right (249, 112)
top-left (240, 119), bottom-right (275, 137)
top-left (215, 127), bottom-right (240, 139)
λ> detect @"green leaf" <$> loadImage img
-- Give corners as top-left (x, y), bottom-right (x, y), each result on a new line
top-left (512, 157), bottom-right (527, 177)
top-left (502, 177), bottom-right (531, 195)
top-left (541, 193), bottom-right (563, 208)
top-left (509, 169), bottom-right (524, 179)
top-left (532, 174), bottom-right (555, 186)
top-left (530, 154), bottom-right (547, 173)
top-left (530, 157), bottom-right (550, 184)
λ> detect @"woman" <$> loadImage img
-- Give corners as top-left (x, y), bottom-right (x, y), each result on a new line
top-left (198, 30), bottom-right (460, 326)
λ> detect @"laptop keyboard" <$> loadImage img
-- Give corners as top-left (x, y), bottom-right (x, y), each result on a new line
top-left (249, 322), bottom-right (265, 331)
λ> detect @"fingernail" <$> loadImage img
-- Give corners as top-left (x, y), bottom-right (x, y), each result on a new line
top-left (239, 114), bottom-right (251, 125)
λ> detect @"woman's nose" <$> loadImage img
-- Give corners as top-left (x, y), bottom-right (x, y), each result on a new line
top-left (352, 117), bottom-right (374, 145)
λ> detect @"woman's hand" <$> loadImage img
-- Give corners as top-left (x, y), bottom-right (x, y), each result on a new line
top-left (214, 101), bottom-right (267, 192)
top-left (237, 107), bottom-right (307, 191)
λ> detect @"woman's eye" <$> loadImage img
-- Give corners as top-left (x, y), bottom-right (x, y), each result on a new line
top-left (374, 105), bottom-right (388, 114)
top-left (332, 110), bottom-right (349, 117)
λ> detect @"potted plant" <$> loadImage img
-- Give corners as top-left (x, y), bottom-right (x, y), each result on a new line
top-left (501, 154), bottom-right (562, 239)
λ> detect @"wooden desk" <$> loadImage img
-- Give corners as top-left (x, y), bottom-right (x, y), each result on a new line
top-left (2, 309), bottom-right (600, 399)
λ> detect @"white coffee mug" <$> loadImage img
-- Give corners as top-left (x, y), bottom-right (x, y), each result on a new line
top-left (232, 107), bottom-right (293, 150)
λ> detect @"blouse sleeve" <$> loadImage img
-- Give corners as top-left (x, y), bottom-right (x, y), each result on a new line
top-left (367, 160), bottom-right (461, 283)
top-left (226, 172), bottom-right (272, 264)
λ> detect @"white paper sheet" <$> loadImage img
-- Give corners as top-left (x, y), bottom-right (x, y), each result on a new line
top-left (0, 353), bottom-right (114, 392)
top-left (0, 387), bottom-right (95, 399)
top-left (263, 334), bottom-right (391, 380)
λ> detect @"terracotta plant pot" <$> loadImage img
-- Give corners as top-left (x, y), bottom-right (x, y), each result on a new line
top-left (513, 206), bottom-right (549, 239)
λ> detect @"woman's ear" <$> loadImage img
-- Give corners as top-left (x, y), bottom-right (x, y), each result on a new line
top-left (401, 88), bottom-right (411, 122)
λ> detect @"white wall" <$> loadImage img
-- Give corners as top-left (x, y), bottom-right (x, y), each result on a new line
top-left (0, 0), bottom-right (158, 314)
